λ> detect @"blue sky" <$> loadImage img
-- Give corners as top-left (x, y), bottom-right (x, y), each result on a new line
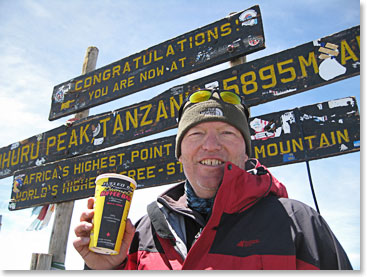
top-left (0, 0), bottom-right (361, 270)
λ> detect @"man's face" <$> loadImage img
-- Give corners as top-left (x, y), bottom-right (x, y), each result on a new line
top-left (179, 121), bottom-right (248, 199)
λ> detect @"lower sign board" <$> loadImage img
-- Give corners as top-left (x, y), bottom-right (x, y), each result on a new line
top-left (250, 97), bottom-right (360, 165)
top-left (9, 97), bottom-right (359, 210)
top-left (0, 26), bottom-right (360, 180)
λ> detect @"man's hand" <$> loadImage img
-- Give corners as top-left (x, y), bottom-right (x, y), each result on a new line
top-left (73, 198), bottom-right (135, 270)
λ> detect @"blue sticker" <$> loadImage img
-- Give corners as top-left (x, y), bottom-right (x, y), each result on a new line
top-left (283, 153), bottom-right (296, 162)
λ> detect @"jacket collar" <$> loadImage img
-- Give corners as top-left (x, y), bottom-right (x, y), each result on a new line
top-left (157, 159), bottom-right (288, 216)
top-left (214, 159), bottom-right (288, 214)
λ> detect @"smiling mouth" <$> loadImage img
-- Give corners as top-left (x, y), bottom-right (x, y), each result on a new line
top-left (200, 159), bottom-right (224, 166)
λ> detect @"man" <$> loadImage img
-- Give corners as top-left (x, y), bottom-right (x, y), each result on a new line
top-left (74, 89), bottom-right (352, 270)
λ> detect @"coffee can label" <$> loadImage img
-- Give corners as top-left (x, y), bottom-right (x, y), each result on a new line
top-left (89, 174), bottom-right (136, 255)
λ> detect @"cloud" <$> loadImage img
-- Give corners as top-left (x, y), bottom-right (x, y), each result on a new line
top-left (0, 43), bottom-right (62, 146)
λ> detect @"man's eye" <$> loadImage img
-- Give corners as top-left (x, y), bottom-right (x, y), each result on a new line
top-left (189, 131), bottom-right (203, 136)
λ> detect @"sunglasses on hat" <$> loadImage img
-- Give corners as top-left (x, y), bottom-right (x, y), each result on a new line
top-left (177, 89), bottom-right (249, 122)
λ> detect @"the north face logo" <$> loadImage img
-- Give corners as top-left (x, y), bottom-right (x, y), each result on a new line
top-left (200, 107), bottom-right (223, 116)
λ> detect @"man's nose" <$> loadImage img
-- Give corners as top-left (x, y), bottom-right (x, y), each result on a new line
top-left (201, 132), bottom-right (222, 151)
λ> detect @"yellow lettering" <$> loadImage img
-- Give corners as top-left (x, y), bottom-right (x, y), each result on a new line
top-left (68, 129), bottom-right (78, 148)
top-left (128, 76), bottom-right (135, 87)
top-left (207, 27), bottom-right (218, 42)
top-left (52, 168), bottom-right (58, 179)
top-left (170, 61), bottom-right (178, 72)
top-left (109, 156), bottom-right (116, 167)
top-left (330, 131), bottom-right (336, 144)
top-left (63, 166), bottom-right (69, 177)
top-left (267, 143), bottom-right (278, 156)
top-left (143, 52), bottom-right (152, 65)
top-left (126, 109), bottom-right (138, 131)
top-left (167, 162), bottom-right (175, 175)
top-left (131, 151), bottom-right (139, 163)
top-left (46, 136), bottom-right (56, 155)
top-left (57, 132), bottom-right (67, 152)
top-left (292, 138), bottom-right (304, 152)
top-left (340, 40), bottom-right (359, 65)
top-left (277, 59), bottom-right (296, 83)
top-left (304, 135), bottom-right (316, 149)
top-left (240, 71), bottom-right (257, 94)
top-left (259, 65), bottom-right (276, 89)
top-left (100, 157), bottom-right (108, 169)
top-left (177, 39), bottom-right (187, 52)
top-left (170, 95), bottom-right (183, 118)
top-left (123, 62), bottom-right (131, 74)
top-left (1, 151), bottom-right (11, 168)
top-left (140, 104), bottom-right (153, 126)
top-left (220, 23), bottom-right (231, 37)
top-left (154, 50), bottom-right (163, 61)
top-left (112, 113), bottom-right (124, 135)
top-left (179, 57), bottom-right (186, 68)
top-left (99, 117), bottom-right (110, 137)
top-left (223, 76), bottom-right (240, 94)
top-left (113, 82), bottom-right (119, 92)
top-left (337, 129), bottom-right (349, 143)
top-left (94, 73), bottom-right (101, 85)
top-left (102, 69), bottom-right (110, 81)
top-left (319, 133), bottom-right (330, 147)
top-left (75, 80), bottom-right (83, 91)
top-left (298, 52), bottom-right (318, 77)
top-left (80, 124), bottom-right (90, 144)
top-left (279, 141), bottom-right (291, 154)
top-left (254, 145), bottom-right (266, 159)
top-left (156, 100), bottom-right (168, 122)
top-left (84, 76), bottom-right (92, 88)
top-left (146, 166), bottom-right (155, 179)
top-left (166, 44), bottom-right (176, 56)
top-left (112, 65), bottom-right (120, 78)
top-left (195, 33), bottom-right (205, 46)
top-left (133, 56), bottom-right (141, 69)
top-left (30, 142), bottom-right (40, 160)
top-left (11, 148), bottom-right (20, 166)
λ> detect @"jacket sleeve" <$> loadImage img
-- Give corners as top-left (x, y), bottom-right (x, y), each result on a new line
top-left (279, 198), bottom-right (353, 270)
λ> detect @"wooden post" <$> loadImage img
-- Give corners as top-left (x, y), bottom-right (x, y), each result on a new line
top-left (30, 46), bottom-right (99, 270)
top-left (30, 253), bottom-right (52, 270)
top-left (230, 55), bottom-right (248, 114)
top-left (229, 55), bottom-right (246, 67)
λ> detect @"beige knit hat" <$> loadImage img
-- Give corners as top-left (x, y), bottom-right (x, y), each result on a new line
top-left (175, 97), bottom-right (251, 158)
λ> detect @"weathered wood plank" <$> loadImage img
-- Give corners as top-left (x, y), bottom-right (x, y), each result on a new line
top-left (49, 6), bottom-right (265, 120)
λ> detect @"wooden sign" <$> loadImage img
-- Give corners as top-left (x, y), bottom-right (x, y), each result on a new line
top-left (0, 26), bottom-right (360, 180)
top-left (49, 6), bottom-right (265, 120)
top-left (191, 25), bottom-right (360, 106)
top-left (250, 96), bottom-right (360, 165)
top-left (0, 89), bottom-right (186, 179)
top-left (9, 97), bottom-right (359, 210)
top-left (10, 135), bottom-right (182, 210)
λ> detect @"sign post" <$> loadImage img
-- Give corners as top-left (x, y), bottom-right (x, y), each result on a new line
top-left (30, 46), bottom-right (99, 270)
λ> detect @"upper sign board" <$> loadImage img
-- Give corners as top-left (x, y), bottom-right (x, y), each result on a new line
top-left (49, 6), bottom-right (265, 120)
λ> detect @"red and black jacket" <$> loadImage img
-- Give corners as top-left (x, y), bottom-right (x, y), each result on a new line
top-left (120, 159), bottom-right (352, 270)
